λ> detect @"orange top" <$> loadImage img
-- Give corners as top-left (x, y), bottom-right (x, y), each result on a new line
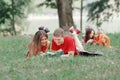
top-left (95, 34), bottom-right (110, 47)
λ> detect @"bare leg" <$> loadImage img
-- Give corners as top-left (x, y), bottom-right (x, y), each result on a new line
top-left (72, 33), bottom-right (85, 51)
top-left (69, 26), bottom-right (84, 51)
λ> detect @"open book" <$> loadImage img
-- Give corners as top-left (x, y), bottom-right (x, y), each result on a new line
top-left (46, 52), bottom-right (56, 55)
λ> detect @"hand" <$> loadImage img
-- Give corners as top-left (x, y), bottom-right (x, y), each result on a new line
top-left (87, 39), bottom-right (93, 44)
top-left (60, 54), bottom-right (69, 57)
top-left (40, 53), bottom-right (47, 57)
top-left (47, 52), bottom-right (55, 55)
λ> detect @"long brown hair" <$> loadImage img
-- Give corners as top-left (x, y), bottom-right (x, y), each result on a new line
top-left (85, 27), bottom-right (95, 43)
top-left (28, 30), bottom-right (48, 56)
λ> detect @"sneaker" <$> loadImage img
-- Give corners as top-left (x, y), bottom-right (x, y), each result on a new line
top-left (76, 29), bottom-right (81, 34)
top-left (69, 26), bottom-right (74, 33)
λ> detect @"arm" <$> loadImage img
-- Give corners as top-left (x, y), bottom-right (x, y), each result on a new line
top-left (51, 39), bottom-right (61, 54)
top-left (86, 39), bottom-right (94, 44)
top-left (27, 42), bottom-right (35, 57)
top-left (61, 37), bottom-right (76, 57)
top-left (81, 35), bottom-right (85, 44)
top-left (60, 51), bottom-right (74, 57)
top-left (46, 40), bottom-right (51, 52)
top-left (104, 35), bottom-right (111, 47)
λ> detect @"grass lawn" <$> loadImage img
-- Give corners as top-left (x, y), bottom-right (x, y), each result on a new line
top-left (0, 33), bottom-right (120, 80)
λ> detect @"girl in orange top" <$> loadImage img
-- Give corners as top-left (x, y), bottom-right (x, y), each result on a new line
top-left (95, 28), bottom-right (111, 48)
top-left (27, 27), bottom-right (50, 57)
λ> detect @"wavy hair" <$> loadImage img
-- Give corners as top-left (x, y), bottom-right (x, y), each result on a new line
top-left (85, 27), bottom-right (95, 43)
top-left (28, 30), bottom-right (48, 56)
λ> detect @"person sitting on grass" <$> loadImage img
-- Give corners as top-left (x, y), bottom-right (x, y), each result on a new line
top-left (94, 28), bottom-right (111, 48)
top-left (27, 26), bottom-right (50, 57)
top-left (52, 28), bottom-right (85, 57)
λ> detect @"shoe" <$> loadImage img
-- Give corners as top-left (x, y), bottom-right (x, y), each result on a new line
top-left (69, 26), bottom-right (74, 33)
top-left (76, 29), bottom-right (81, 34)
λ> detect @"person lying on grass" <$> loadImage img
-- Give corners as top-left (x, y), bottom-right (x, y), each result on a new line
top-left (94, 28), bottom-right (111, 48)
top-left (81, 27), bottom-right (96, 45)
top-left (52, 28), bottom-right (85, 58)
top-left (68, 26), bottom-right (103, 56)
top-left (72, 26), bottom-right (111, 48)
top-left (27, 26), bottom-right (50, 57)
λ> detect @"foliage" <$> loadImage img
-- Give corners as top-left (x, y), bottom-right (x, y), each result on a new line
top-left (37, 0), bottom-right (80, 9)
top-left (0, 33), bottom-right (120, 80)
top-left (0, 0), bottom-right (11, 24)
top-left (37, 0), bottom-right (57, 9)
top-left (37, 0), bottom-right (75, 30)
top-left (85, 0), bottom-right (120, 27)
top-left (0, 0), bottom-right (31, 35)
top-left (0, 0), bottom-right (30, 25)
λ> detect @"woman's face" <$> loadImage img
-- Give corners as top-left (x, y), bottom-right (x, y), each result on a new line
top-left (40, 36), bottom-right (48, 46)
top-left (89, 30), bottom-right (94, 38)
top-left (98, 29), bottom-right (104, 35)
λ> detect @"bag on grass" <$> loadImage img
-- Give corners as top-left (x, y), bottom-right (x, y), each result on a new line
top-left (79, 50), bottom-right (103, 56)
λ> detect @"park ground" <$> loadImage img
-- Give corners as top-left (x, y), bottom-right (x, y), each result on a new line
top-left (0, 33), bottom-right (120, 80)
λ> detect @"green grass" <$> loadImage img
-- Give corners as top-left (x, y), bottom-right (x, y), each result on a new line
top-left (0, 34), bottom-right (120, 80)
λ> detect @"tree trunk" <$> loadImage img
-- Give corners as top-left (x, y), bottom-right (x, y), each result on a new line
top-left (80, 0), bottom-right (83, 32)
top-left (56, 0), bottom-right (74, 31)
top-left (11, 0), bottom-right (16, 35)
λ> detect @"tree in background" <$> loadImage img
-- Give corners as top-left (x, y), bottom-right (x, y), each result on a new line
top-left (85, 0), bottom-right (120, 27)
top-left (0, 0), bottom-right (10, 25)
top-left (0, 0), bottom-right (31, 35)
top-left (56, 0), bottom-right (75, 31)
top-left (38, 0), bottom-right (75, 31)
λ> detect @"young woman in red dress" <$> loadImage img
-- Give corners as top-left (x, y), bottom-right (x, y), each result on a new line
top-left (27, 27), bottom-right (50, 57)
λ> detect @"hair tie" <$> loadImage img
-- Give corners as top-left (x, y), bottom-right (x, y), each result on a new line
top-left (38, 26), bottom-right (50, 33)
